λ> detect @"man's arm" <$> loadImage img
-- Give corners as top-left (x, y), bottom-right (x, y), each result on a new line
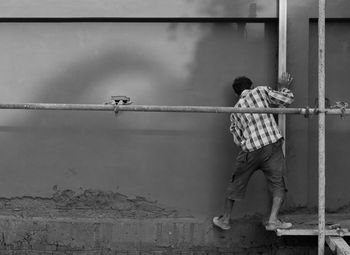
top-left (230, 114), bottom-right (243, 147)
top-left (266, 87), bottom-right (294, 107)
top-left (266, 72), bottom-right (295, 107)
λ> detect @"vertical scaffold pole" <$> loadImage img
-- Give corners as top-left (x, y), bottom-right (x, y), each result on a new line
top-left (318, 0), bottom-right (326, 254)
top-left (278, 0), bottom-right (287, 153)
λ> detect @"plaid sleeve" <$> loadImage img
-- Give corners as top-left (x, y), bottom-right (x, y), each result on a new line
top-left (266, 87), bottom-right (294, 107)
top-left (230, 113), bottom-right (243, 147)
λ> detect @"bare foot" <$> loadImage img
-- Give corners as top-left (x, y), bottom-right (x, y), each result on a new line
top-left (213, 216), bottom-right (231, 230)
top-left (265, 220), bottom-right (292, 231)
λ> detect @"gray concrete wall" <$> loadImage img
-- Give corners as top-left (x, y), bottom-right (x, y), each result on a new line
top-left (0, 0), bottom-right (350, 253)
top-left (286, 0), bottom-right (350, 211)
top-left (0, 0), bottom-right (350, 218)
top-left (308, 21), bottom-right (350, 210)
top-left (0, 21), bottom-right (277, 218)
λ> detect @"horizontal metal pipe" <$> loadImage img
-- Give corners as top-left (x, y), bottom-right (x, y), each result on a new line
top-left (0, 103), bottom-right (115, 111)
top-left (0, 103), bottom-right (348, 115)
top-left (115, 105), bottom-right (309, 114)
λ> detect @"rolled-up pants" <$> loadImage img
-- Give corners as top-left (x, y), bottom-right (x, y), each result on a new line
top-left (226, 139), bottom-right (287, 201)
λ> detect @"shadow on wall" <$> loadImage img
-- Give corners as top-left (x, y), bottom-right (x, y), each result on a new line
top-left (35, 49), bottom-right (173, 104)
top-left (0, 21), bottom-right (277, 218)
top-left (0, 36), bottom-right (196, 216)
top-left (181, 22), bottom-right (278, 217)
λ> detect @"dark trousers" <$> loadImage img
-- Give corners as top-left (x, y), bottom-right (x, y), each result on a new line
top-left (226, 139), bottom-right (287, 200)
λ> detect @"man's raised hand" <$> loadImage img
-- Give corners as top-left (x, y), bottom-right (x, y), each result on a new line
top-left (278, 72), bottom-right (294, 89)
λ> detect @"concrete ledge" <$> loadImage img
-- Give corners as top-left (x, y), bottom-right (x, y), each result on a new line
top-left (0, 215), bottom-right (277, 253)
top-left (0, 215), bottom-right (322, 254)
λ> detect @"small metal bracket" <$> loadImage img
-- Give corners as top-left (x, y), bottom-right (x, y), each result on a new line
top-left (111, 96), bottom-right (132, 105)
top-left (303, 106), bottom-right (311, 118)
top-left (113, 96), bottom-right (132, 116)
top-left (328, 224), bottom-right (349, 237)
top-left (330, 101), bottom-right (349, 120)
top-left (104, 96), bottom-right (132, 116)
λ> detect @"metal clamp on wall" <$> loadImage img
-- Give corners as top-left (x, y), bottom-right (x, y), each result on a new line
top-left (113, 96), bottom-right (132, 116)
top-left (104, 96), bottom-right (132, 116)
top-left (330, 101), bottom-right (349, 120)
top-left (303, 106), bottom-right (311, 118)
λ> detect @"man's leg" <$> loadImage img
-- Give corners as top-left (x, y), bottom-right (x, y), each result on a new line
top-left (213, 150), bottom-right (258, 230)
top-left (222, 198), bottom-right (235, 224)
top-left (213, 198), bottom-right (235, 230)
top-left (265, 195), bottom-right (292, 230)
top-left (261, 141), bottom-right (292, 230)
top-left (268, 196), bottom-right (283, 223)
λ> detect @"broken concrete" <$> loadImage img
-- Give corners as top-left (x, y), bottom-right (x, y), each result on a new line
top-left (0, 191), bottom-right (337, 255)
top-left (0, 190), bottom-right (330, 254)
top-left (0, 189), bottom-right (181, 219)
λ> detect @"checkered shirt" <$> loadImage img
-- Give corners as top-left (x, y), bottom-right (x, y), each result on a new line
top-left (230, 86), bottom-right (294, 152)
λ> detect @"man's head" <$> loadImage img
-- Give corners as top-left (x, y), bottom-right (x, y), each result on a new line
top-left (232, 76), bottom-right (252, 96)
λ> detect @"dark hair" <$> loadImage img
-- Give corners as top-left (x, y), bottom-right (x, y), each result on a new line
top-left (232, 76), bottom-right (252, 96)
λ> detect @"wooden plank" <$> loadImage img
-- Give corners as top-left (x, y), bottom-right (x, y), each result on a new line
top-left (276, 228), bottom-right (350, 237)
top-left (326, 237), bottom-right (350, 255)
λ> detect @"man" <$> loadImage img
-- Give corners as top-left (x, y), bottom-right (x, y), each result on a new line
top-left (213, 72), bottom-right (294, 231)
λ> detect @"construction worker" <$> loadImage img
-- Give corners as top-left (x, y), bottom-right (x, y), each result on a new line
top-left (213, 72), bottom-right (294, 231)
